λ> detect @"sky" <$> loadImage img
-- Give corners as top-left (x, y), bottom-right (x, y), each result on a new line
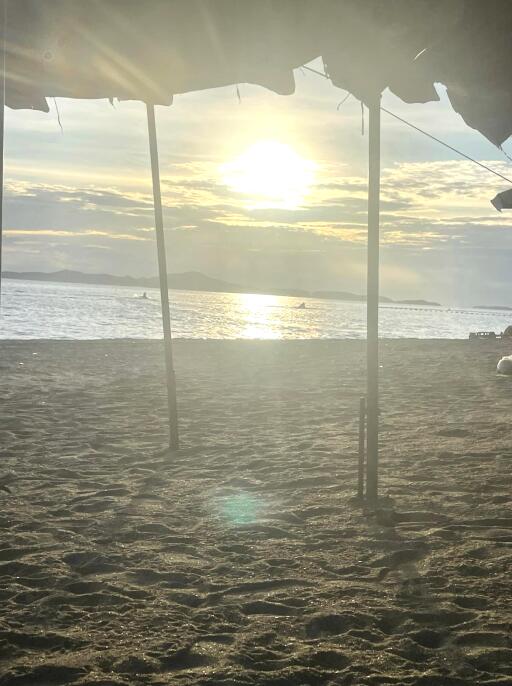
top-left (4, 59), bottom-right (512, 307)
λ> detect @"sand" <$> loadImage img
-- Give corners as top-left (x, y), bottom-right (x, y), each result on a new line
top-left (0, 339), bottom-right (511, 686)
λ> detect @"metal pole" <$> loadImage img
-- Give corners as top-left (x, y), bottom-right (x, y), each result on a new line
top-left (358, 396), bottom-right (366, 500)
top-left (146, 103), bottom-right (179, 451)
top-left (0, 0), bottom-right (6, 312)
top-left (366, 93), bottom-right (381, 504)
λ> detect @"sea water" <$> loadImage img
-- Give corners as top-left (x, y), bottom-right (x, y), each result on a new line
top-left (1, 279), bottom-right (511, 340)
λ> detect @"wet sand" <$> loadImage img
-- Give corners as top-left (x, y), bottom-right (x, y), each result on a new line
top-left (0, 339), bottom-right (511, 685)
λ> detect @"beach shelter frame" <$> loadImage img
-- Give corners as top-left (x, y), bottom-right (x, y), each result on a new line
top-left (144, 92), bottom-right (383, 496)
top-left (146, 103), bottom-right (179, 451)
top-left (0, 89), bottom-right (382, 500)
top-left (146, 92), bottom-right (383, 497)
top-left (366, 94), bottom-right (381, 504)
top-left (0, 28), bottom-right (384, 502)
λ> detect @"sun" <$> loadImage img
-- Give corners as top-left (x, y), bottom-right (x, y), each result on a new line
top-left (220, 140), bottom-right (317, 209)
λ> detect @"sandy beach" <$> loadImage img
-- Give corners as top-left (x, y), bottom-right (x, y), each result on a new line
top-left (0, 339), bottom-right (511, 685)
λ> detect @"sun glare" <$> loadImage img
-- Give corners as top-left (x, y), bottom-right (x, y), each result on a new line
top-left (238, 293), bottom-right (282, 339)
top-left (220, 140), bottom-right (317, 209)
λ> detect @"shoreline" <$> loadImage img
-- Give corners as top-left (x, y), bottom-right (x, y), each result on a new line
top-left (0, 336), bottom-right (503, 341)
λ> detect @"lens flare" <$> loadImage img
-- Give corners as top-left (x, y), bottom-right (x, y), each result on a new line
top-left (220, 493), bottom-right (262, 525)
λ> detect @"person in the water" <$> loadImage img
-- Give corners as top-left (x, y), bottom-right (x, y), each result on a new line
top-left (297, 302), bottom-right (306, 309)
top-left (141, 292), bottom-right (148, 300)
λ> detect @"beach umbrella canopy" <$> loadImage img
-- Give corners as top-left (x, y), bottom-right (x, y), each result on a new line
top-left (4, 0), bottom-right (317, 109)
top-left (492, 189), bottom-right (512, 212)
top-left (3, 0), bottom-right (512, 147)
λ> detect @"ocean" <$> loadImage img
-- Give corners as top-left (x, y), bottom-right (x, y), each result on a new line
top-left (1, 279), bottom-right (511, 340)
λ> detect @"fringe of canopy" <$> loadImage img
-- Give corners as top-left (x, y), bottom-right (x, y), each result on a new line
top-left (3, 0), bottom-right (512, 147)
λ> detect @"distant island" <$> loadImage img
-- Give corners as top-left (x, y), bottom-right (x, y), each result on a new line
top-left (2, 269), bottom-right (441, 306)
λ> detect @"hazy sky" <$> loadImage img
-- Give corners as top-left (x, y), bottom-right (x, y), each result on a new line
top-left (4, 60), bottom-right (512, 306)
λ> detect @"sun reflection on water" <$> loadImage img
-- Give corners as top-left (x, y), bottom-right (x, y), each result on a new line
top-left (238, 293), bottom-right (282, 340)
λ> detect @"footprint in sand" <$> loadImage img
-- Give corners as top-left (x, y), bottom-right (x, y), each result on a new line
top-left (305, 612), bottom-right (371, 638)
top-left (437, 427), bottom-right (470, 438)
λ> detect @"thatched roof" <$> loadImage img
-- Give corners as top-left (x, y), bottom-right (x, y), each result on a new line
top-left (4, 0), bottom-right (512, 146)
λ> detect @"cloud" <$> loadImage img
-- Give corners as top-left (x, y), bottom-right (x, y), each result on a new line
top-left (5, 86), bottom-right (512, 305)
top-left (4, 228), bottom-right (147, 240)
